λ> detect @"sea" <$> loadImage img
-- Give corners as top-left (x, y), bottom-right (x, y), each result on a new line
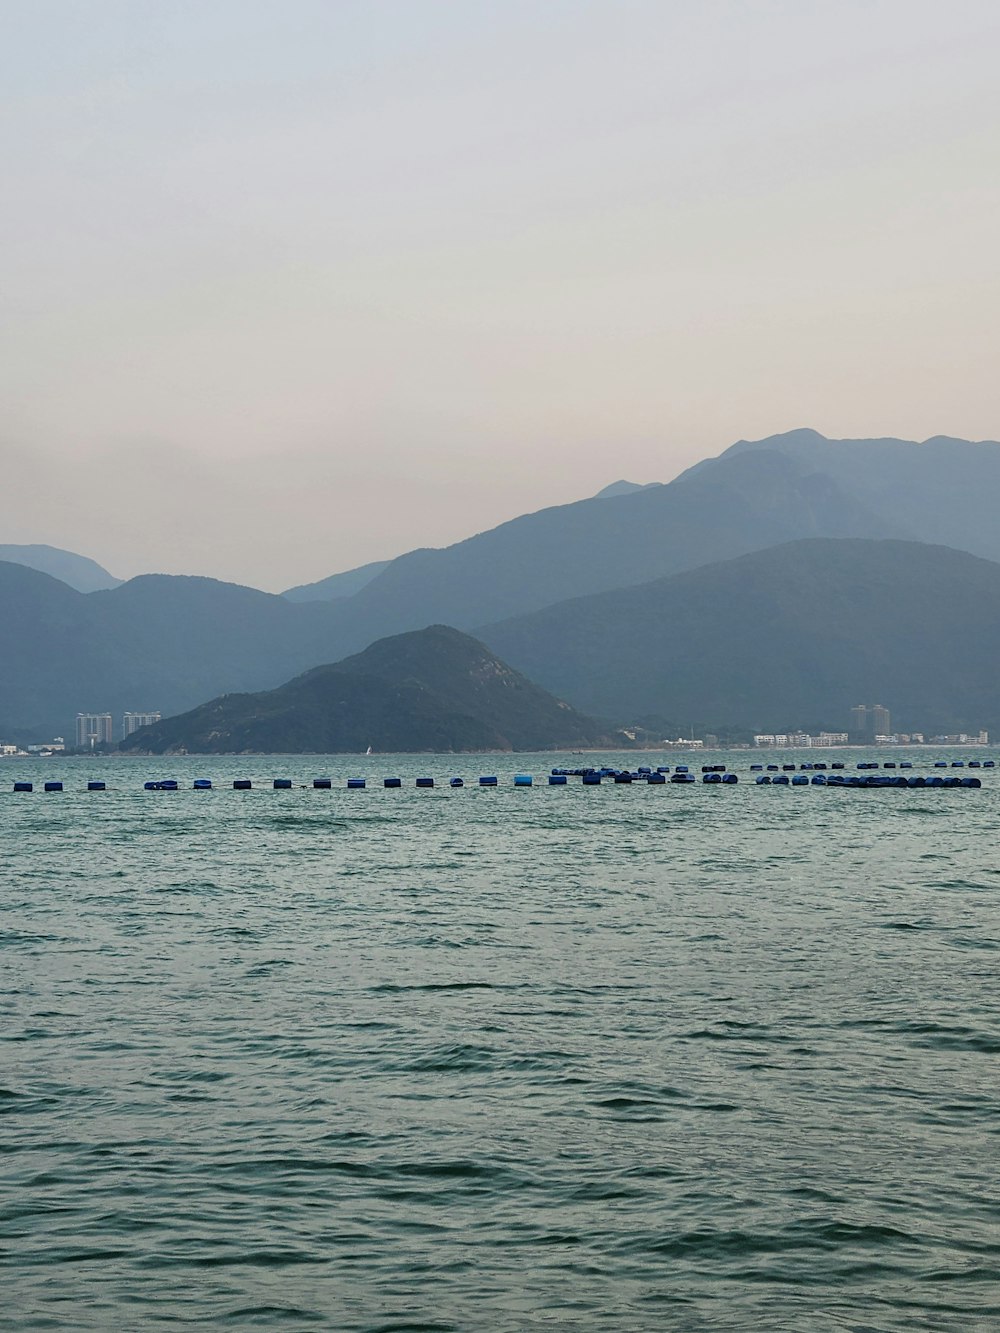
top-left (2, 749), bottom-right (999, 1331)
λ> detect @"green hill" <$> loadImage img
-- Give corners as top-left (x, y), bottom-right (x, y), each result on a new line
top-left (479, 539), bottom-right (1000, 736)
top-left (118, 625), bottom-right (623, 754)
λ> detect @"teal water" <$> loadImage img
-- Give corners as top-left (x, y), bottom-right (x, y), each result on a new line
top-left (3, 750), bottom-right (1000, 1331)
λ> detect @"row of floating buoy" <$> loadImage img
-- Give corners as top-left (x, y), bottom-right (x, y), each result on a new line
top-left (11, 764), bottom-right (990, 792)
top-left (757, 773), bottom-right (982, 788)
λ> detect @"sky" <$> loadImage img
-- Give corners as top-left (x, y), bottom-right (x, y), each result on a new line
top-left (3, 0), bottom-right (999, 591)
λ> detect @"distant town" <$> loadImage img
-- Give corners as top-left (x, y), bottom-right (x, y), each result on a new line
top-left (0, 702), bottom-right (991, 757)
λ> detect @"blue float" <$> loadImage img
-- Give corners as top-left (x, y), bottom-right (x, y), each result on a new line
top-left (273, 778), bottom-right (292, 789)
top-left (194, 779), bottom-right (212, 790)
top-left (479, 775), bottom-right (497, 786)
top-left (722, 773), bottom-right (738, 784)
top-left (348, 778), bottom-right (365, 789)
top-left (87, 781), bottom-right (106, 791)
top-left (233, 780), bottom-right (251, 790)
top-left (13, 781), bottom-right (32, 792)
top-left (583, 772), bottom-right (601, 784)
top-left (671, 773), bottom-right (695, 783)
top-left (384, 777), bottom-right (401, 788)
top-left (547, 774), bottom-right (566, 785)
top-left (773, 774), bottom-right (790, 785)
top-left (44, 781), bottom-right (63, 792)
top-left (514, 774), bottom-right (532, 786)
top-left (416, 777), bottom-right (434, 787)
top-left (792, 775), bottom-right (808, 785)
top-left (756, 775), bottom-right (771, 784)
top-left (449, 777), bottom-right (464, 787)
top-left (647, 772), bottom-right (665, 783)
top-left (313, 778), bottom-right (332, 789)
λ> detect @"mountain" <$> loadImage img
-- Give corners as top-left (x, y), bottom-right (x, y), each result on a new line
top-left (282, 559), bottom-right (392, 603)
top-left (0, 561), bottom-right (351, 737)
top-left (296, 448), bottom-right (902, 658)
top-left (478, 539), bottom-right (1000, 736)
top-left (680, 428), bottom-right (1000, 563)
top-left (0, 544), bottom-right (121, 592)
top-left (118, 625), bottom-right (622, 754)
top-left (592, 480), bottom-right (658, 499)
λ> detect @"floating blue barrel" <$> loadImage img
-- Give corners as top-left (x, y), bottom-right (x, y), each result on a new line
top-left (969, 761), bottom-right (981, 768)
top-left (772, 774), bottom-right (790, 785)
top-left (883, 762), bottom-right (896, 769)
top-left (962, 776), bottom-right (982, 788)
top-left (934, 761), bottom-right (947, 768)
top-left (44, 781), bottom-right (63, 792)
top-left (984, 760), bottom-right (995, 768)
top-left (907, 775), bottom-right (926, 787)
top-left (233, 779), bottom-right (251, 790)
top-left (671, 773), bottom-right (695, 783)
top-left (13, 781), bottom-right (32, 792)
top-left (647, 772), bottom-right (665, 784)
top-left (952, 761), bottom-right (964, 768)
top-left (827, 774), bottom-right (845, 784)
top-left (899, 762), bottom-right (912, 769)
top-left (766, 764), bottom-right (779, 771)
top-left (313, 778), bottom-right (332, 789)
top-left (273, 778), bottom-right (292, 789)
top-left (675, 765), bottom-right (689, 773)
top-left (722, 773), bottom-right (738, 784)
top-left (782, 764), bottom-right (796, 772)
top-left (416, 777), bottom-right (434, 787)
top-left (87, 781), bottom-right (106, 791)
top-left (144, 780), bottom-right (160, 790)
top-left (800, 763), bottom-right (813, 770)
top-left (703, 772), bottom-right (721, 783)
top-left (548, 774), bottom-right (566, 785)
top-left (792, 775), bottom-right (808, 785)
top-left (479, 775), bottom-right (497, 786)
top-left (638, 766), bottom-right (652, 775)
top-left (927, 775), bottom-right (944, 785)
top-left (582, 772), bottom-right (601, 785)
top-left (160, 780), bottom-right (178, 790)
top-left (514, 774), bottom-right (532, 786)
top-left (194, 779), bottom-right (212, 790)
top-left (811, 774), bottom-right (827, 784)
top-left (657, 766), bottom-right (671, 774)
top-left (831, 762), bottom-right (845, 770)
top-left (813, 762), bottom-right (827, 770)
top-left (449, 777), bottom-right (464, 787)
top-left (347, 778), bottom-right (365, 789)
top-left (614, 773), bottom-right (632, 783)
top-left (756, 775), bottom-right (771, 784)
top-left (750, 764), bottom-right (763, 771)
top-left (384, 777), bottom-right (402, 788)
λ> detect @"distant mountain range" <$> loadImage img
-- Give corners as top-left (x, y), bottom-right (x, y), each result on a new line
top-left (0, 544), bottom-right (120, 593)
top-left (0, 561), bottom-right (348, 737)
top-left (119, 625), bottom-right (621, 754)
top-left (481, 538), bottom-right (1000, 736)
top-left (5, 429), bottom-right (1000, 741)
top-left (282, 559), bottom-right (392, 603)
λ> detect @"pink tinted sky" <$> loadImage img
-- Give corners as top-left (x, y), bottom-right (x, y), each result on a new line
top-left (2, 0), bottom-right (999, 590)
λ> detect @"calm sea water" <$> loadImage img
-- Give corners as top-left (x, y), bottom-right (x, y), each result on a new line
top-left (3, 749), bottom-right (999, 1331)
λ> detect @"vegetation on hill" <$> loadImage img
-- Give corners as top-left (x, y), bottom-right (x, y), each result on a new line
top-left (119, 625), bottom-right (623, 754)
top-left (479, 539), bottom-right (1000, 736)
top-left (0, 544), bottom-right (120, 592)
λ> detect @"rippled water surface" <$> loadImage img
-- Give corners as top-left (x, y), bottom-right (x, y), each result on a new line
top-left (3, 750), bottom-right (1000, 1330)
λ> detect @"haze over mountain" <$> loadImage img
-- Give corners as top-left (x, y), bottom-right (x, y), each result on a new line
top-left (282, 559), bottom-right (392, 604)
top-left (683, 428), bottom-right (1000, 563)
top-left (120, 626), bottom-right (619, 754)
top-left (281, 447), bottom-right (902, 655)
top-left (480, 539), bottom-right (1000, 738)
top-left (0, 544), bottom-right (121, 593)
top-left (0, 561), bottom-right (349, 738)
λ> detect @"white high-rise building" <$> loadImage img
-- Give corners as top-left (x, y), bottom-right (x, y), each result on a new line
top-left (122, 711), bottom-right (161, 738)
top-left (76, 713), bottom-right (113, 748)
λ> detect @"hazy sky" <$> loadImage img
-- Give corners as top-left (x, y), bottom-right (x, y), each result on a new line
top-left (3, 0), bottom-right (999, 591)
